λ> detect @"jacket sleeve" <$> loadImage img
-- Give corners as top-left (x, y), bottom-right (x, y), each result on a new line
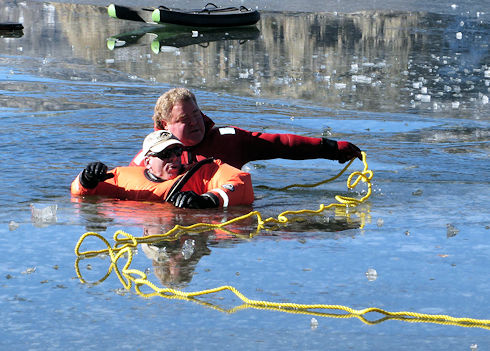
top-left (192, 126), bottom-right (340, 169)
top-left (183, 161), bottom-right (254, 207)
top-left (71, 173), bottom-right (96, 196)
top-left (71, 168), bottom-right (123, 197)
top-left (206, 161), bottom-right (254, 207)
top-left (233, 127), bottom-right (339, 161)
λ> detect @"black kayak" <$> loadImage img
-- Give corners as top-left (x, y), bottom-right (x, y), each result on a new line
top-left (0, 22), bottom-right (24, 38)
top-left (0, 22), bottom-right (23, 30)
top-left (107, 3), bottom-right (260, 27)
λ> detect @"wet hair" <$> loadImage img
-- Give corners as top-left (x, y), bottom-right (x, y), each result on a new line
top-left (153, 88), bottom-right (199, 129)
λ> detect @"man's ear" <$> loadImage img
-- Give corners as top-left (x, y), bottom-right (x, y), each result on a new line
top-left (154, 119), bottom-right (169, 130)
top-left (158, 119), bottom-right (170, 130)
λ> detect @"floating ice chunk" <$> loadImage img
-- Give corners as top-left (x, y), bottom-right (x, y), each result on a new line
top-left (181, 239), bottom-right (195, 260)
top-left (452, 101), bottom-right (460, 109)
top-left (22, 267), bottom-right (36, 274)
top-left (9, 221), bottom-right (19, 231)
top-left (421, 86), bottom-right (427, 94)
top-left (482, 95), bottom-right (489, 104)
top-left (30, 204), bottom-right (57, 227)
top-left (105, 58), bottom-right (114, 64)
top-left (447, 224), bottom-right (459, 238)
top-left (451, 4), bottom-right (458, 9)
top-left (456, 32), bottom-right (463, 40)
top-left (470, 344), bottom-right (478, 350)
top-left (350, 63), bottom-right (359, 73)
top-left (413, 82), bottom-right (422, 89)
top-left (485, 70), bottom-right (490, 79)
top-left (310, 318), bottom-right (318, 330)
top-left (420, 94), bottom-right (431, 102)
top-left (366, 268), bottom-right (377, 281)
top-left (334, 83), bottom-right (346, 89)
top-left (352, 75), bottom-right (372, 84)
top-left (192, 30), bottom-right (198, 37)
top-left (376, 218), bottom-right (384, 227)
top-left (239, 71), bottom-right (249, 79)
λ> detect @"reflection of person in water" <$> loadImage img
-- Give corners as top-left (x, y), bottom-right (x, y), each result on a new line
top-left (141, 229), bottom-right (212, 288)
top-left (71, 130), bottom-right (254, 209)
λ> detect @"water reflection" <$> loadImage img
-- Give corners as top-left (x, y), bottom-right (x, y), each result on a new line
top-left (107, 25), bottom-right (260, 53)
top-left (141, 233), bottom-right (212, 288)
top-left (0, 28), bottom-right (23, 38)
top-left (2, 2), bottom-right (488, 118)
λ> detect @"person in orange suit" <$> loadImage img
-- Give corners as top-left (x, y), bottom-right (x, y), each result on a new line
top-left (71, 130), bottom-right (254, 209)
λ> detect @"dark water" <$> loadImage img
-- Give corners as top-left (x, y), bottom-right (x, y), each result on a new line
top-left (1, 0), bottom-right (489, 350)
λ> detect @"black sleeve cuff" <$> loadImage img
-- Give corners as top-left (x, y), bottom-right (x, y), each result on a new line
top-left (321, 137), bottom-right (339, 160)
top-left (202, 192), bottom-right (220, 208)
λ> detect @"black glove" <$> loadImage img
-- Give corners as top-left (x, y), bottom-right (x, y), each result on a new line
top-left (336, 141), bottom-right (362, 163)
top-left (322, 138), bottom-right (362, 164)
top-left (80, 162), bottom-right (114, 189)
top-left (168, 191), bottom-right (219, 209)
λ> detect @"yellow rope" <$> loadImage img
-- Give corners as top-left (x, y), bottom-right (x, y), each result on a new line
top-left (74, 244), bottom-right (490, 330)
top-left (73, 152), bottom-right (490, 329)
top-left (75, 152), bottom-right (372, 257)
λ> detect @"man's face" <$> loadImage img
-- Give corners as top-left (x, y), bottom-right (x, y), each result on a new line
top-left (164, 100), bottom-right (205, 146)
top-left (145, 146), bottom-right (183, 180)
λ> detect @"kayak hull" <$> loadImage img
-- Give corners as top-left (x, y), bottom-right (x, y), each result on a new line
top-left (108, 4), bottom-right (260, 27)
top-left (152, 7), bottom-right (260, 27)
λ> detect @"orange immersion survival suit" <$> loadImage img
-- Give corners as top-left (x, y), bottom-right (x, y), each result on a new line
top-left (71, 159), bottom-right (254, 207)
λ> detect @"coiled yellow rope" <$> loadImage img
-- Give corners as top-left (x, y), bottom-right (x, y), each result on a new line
top-left (75, 153), bottom-right (372, 257)
top-left (74, 152), bottom-right (490, 330)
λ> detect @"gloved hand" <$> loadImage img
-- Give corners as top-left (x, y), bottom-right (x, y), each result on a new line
top-left (336, 141), bottom-right (362, 163)
top-left (168, 191), bottom-right (219, 209)
top-left (322, 138), bottom-right (362, 163)
top-left (80, 162), bottom-right (114, 189)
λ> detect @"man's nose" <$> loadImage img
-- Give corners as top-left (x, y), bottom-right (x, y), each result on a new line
top-left (188, 115), bottom-right (198, 127)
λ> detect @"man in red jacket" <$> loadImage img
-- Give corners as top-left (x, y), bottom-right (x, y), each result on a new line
top-left (130, 88), bottom-right (362, 168)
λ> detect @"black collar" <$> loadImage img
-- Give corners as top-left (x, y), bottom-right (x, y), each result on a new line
top-left (144, 169), bottom-right (165, 183)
